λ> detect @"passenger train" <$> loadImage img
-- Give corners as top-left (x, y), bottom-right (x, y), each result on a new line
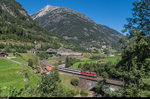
top-left (57, 67), bottom-right (97, 77)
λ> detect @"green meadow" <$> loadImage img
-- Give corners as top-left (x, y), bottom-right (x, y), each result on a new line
top-left (10, 52), bottom-right (37, 64)
top-left (0, 58), bottom-right (40, 90)
top-left (11, 57), bottom-right (26, 64)
top-left (70, 56), bottom-right (121, 69)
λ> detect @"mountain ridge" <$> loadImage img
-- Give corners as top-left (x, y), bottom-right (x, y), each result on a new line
top-left (31, 5), bottom-right (122, 49)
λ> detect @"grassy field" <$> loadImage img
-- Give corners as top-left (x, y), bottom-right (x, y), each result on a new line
top-left (0, 58), bottom-right (40, 90)
top-left (70, 56), bottom-right (121, 69)
top-left (59, 74), bottom-right (79, 90)
top-left (105, 56), bottom-right (121, 64)
top-left (19, 52), bottom-right (37, 61)
top-left (11, 57), bottom-right (26, 64)
top-left (9, 52), bottom-right (38, 65)
top-left (59, 73), bottom-right (91, 96)
top-left (22, 71), bottom-right (41, 88)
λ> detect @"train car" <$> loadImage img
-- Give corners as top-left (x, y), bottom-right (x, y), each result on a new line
top-left (57, 67), bottom-right (97, 77)
top-left (58, 67), bottom-right (80, 72)
top-left (63, 68), bottom-right (81, 72)
top-left (81, 71), bottom-right (97, 77)
top-left (58, 67), bottom-right (81, 75)
top-left (62, 69), bottom-right (81, 75)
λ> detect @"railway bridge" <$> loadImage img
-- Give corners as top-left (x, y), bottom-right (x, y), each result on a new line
top-left (59, 71), bottom-right (123, 90)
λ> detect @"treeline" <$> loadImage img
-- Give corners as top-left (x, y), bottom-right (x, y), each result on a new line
top-left (65, 57), bottom-right (80, 68)
top-left (0, 43), bottom-right (33, 53)
top-left (36, 52), bottom-right (53, 60)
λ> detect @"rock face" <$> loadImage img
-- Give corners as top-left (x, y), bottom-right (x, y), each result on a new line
top-left (32, 5), bottom-right (59, 20)
top-left (0, 3), bottom-right (16, 17)
top-left (0, 0), bottom-right (30, 18)
top-left (31, 5), bottom-right (122, 49)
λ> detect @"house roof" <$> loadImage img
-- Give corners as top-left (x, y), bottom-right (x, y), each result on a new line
top-left (45, 66), bottom-right (55, 71)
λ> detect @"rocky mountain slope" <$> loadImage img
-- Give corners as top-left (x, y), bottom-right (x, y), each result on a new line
top-left (31, 5), bottom-right (122, 49)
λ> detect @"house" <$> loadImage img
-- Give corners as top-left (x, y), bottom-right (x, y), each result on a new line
top-left (32, 51), bottom-right (40, 54)
top-left (0, 52), bottom-right (8, 57)
top-left (45, 66), bottom-right (55, 71)
top-left (46, 48), bottom-right (57, 54)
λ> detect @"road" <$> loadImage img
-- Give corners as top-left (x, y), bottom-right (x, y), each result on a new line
top-left (6, 57), bottom-right (24, 65)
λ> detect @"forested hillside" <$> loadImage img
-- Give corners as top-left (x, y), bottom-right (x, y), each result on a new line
top-left (0, 0), bottom-right (85, 52)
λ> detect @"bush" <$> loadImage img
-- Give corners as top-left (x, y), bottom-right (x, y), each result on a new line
top-left (36, 52), bottom-right (50, 60)
top-left (65, 57), bottom-right (80, 68)
top-left (71, 78), bottom-right (79, 86)
top-left (101, 72), bottom-right (109, 78)
top-left (28, 59), bottom-right (33, 68)
top-left (24, 73), bottom-right (29, 79)
top-left (80, 89), bottom-right (88, 96)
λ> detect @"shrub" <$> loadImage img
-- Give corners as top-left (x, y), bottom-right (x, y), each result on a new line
top-left (71, 78), bottom-right (79, 86)
top-left (28, 59), bottom-right (33, 68)
top-left (101, 72), bottom-right (109, 78)
top-left (80, 89), bottom-right (88, 96)
top-left (24, 73), bottom-right (29, 79)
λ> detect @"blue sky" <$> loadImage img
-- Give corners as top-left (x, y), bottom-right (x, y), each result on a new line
top-left (16, 0), bottom-right (135, 34)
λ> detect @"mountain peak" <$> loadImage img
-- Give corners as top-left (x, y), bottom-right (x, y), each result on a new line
top-left (44, 5), bottom-right (58, 10)
top-left (32, 5), bottom-right (59, 20)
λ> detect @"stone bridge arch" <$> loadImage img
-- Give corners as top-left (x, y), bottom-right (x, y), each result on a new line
top-left (77, 77), bottom-right (97, 90)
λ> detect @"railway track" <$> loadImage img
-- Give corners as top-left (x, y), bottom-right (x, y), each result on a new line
top-left (59, 70), bottom-right (123, 86)
top-left (40, 61), bottom-right (123, 86)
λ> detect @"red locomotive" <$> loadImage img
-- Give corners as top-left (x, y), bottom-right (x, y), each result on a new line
top-left (81, 71), bottom-right (97, 77)
top-left (58, 67), bottom-right (97, 77)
